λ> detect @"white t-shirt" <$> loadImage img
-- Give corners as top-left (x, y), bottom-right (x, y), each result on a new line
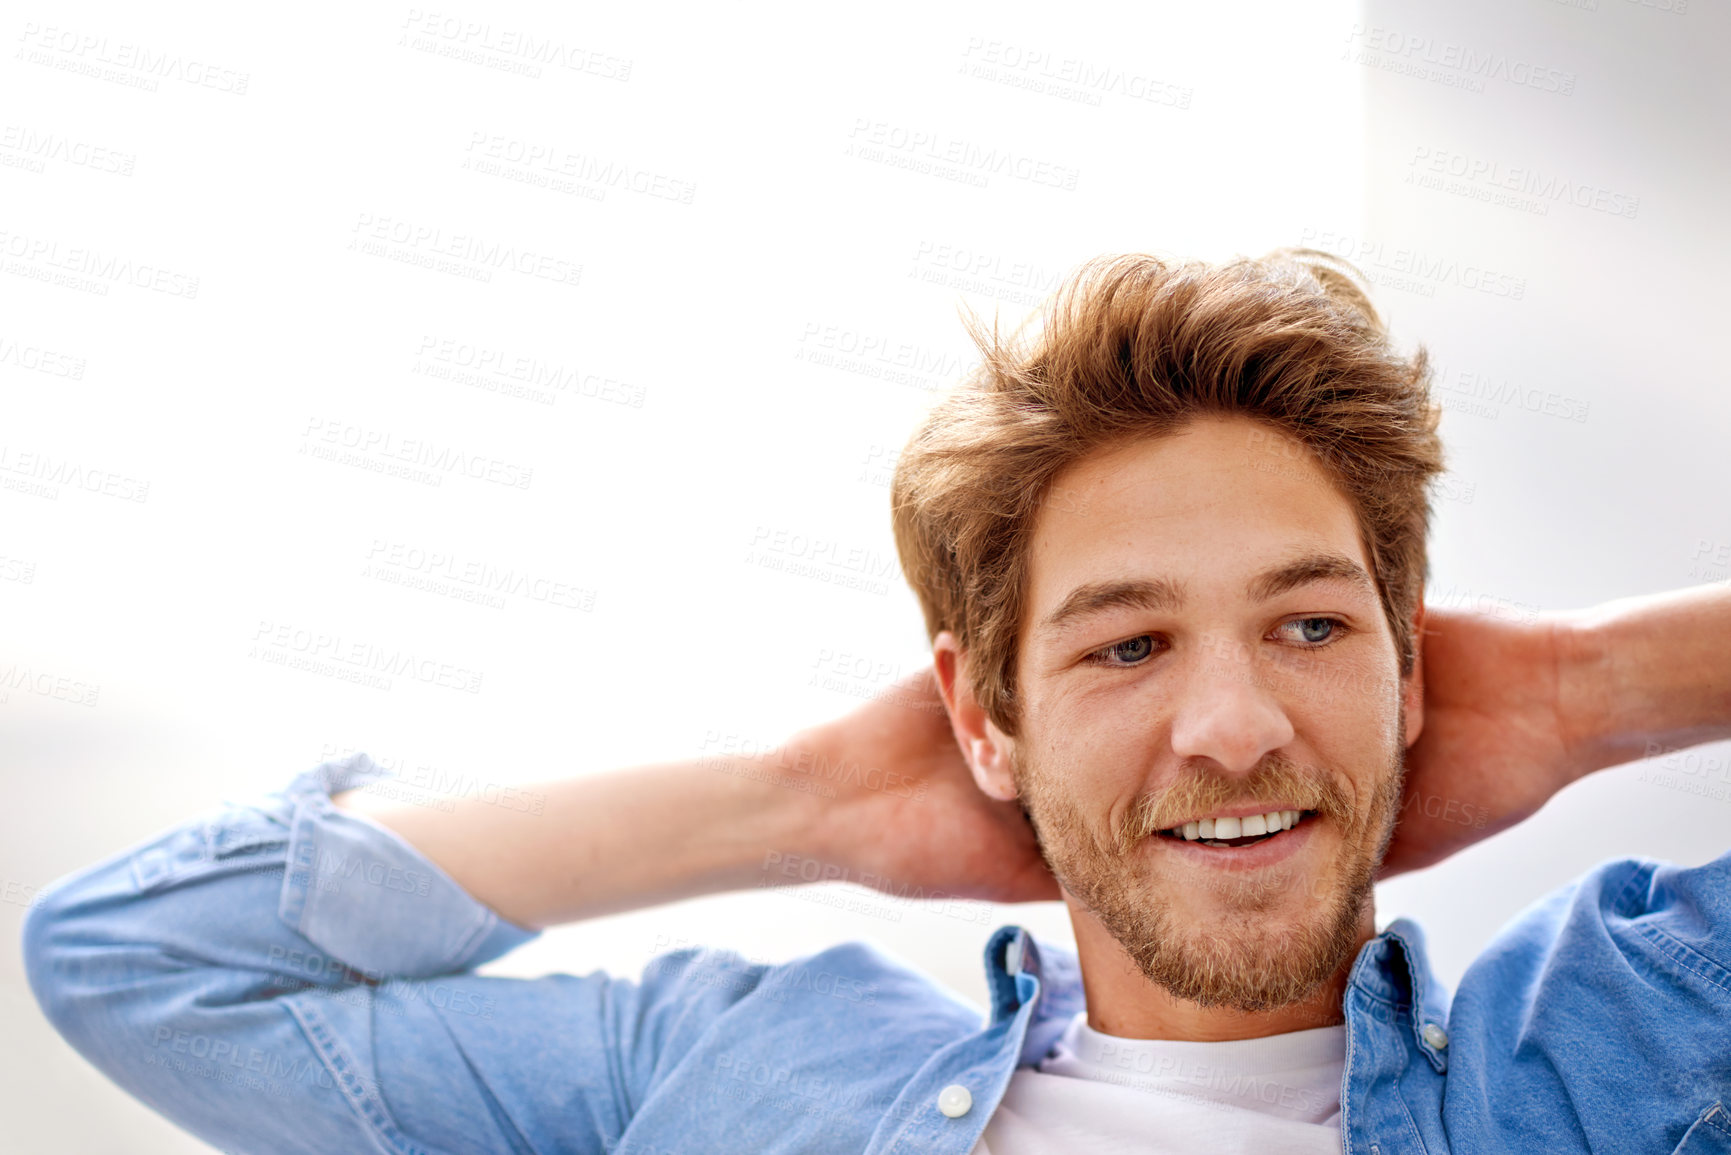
top-left (968, 1012), bottom-right (1346, 1154)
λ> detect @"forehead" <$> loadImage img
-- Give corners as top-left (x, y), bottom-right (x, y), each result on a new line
top-left (1024, 415), bottom-right (1371, 623)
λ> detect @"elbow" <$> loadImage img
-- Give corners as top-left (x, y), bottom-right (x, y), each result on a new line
top-left (21, 871), bottom-right (114, 1048)
top-left (19, 853), bottom-right (176, 1060)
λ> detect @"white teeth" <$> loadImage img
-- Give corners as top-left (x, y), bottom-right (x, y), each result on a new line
top-left (1169, 810), bottom-right (1308, 843)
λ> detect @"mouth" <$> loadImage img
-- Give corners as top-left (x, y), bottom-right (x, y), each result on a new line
top-left (1154, 808), bottom-right (1317, 850)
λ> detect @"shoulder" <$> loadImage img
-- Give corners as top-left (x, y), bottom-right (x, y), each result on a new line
top-left (641, 938), bottom-right (984, 1028)
top-left (1470, 850), bottom-right (1731, 998)
top-left (1438, 852), bottom-right (1731, 1147)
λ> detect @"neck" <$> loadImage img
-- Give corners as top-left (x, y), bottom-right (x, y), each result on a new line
top-left (1065, 894), bottom-right (1379, 1042)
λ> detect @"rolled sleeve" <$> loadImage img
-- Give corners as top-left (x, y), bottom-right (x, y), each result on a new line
top-left (20, 752), bottom-right (612, 1155)
top-left (275, 753), bottom-right (535, 980)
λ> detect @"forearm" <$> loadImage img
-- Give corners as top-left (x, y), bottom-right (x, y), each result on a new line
top-left (331, 739), bottom-right (834, 931)
top-left (1562, 582), bottom-right (1731, 776)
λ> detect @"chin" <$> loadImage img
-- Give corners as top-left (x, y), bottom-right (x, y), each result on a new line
top-left (1142, 914), bottom-right (1364, 1010)
top-left (1080, 867), bottom-right (1373, 1012)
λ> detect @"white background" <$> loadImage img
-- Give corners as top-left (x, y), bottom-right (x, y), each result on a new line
top-left (2, 0), bottom-right (1727, 1149)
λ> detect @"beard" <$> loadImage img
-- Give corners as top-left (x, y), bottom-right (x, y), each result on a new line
top-left (1010, 716), bottom-right (1407, 1013)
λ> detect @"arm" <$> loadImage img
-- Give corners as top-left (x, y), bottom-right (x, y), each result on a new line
top-left (24, 698), bottom-right (1052, 1154)
top-left (331, 674), bottom-right (1059, 930)
top-left (329, 748), bottom-right (834, 930)
top-left (21, 754), bottom-right (806, 1155)
top-left (1561, 582), bottom-right (1731, 774)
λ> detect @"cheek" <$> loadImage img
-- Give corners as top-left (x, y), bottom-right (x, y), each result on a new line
top-left (1292, 686), bottom-right (1400, 758)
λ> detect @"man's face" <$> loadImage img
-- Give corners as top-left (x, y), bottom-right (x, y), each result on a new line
top-left (1005, 413), bottom-right (1415, 1012)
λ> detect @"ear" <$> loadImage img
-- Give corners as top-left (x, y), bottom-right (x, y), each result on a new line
top-left (1401, 597), bottom-right (1426, 750)
top-left (932, 630), bottom-right (1019, 801)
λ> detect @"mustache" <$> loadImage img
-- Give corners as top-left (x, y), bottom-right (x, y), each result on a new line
top-left (1115, 756), bottom-right (1356, 855)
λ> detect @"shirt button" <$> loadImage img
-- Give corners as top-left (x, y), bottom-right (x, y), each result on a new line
top-left (1422, 1022), bottom-right (1449, 1050)
top-left (937, 1084), bottom-right (973, 1118)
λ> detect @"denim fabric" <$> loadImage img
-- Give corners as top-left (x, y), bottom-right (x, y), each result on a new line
top-left (21, 752), bottom-right (1731, 1154)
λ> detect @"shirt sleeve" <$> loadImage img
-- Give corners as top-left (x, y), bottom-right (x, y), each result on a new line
top-left (19, 752), bottom-right (718, 1155)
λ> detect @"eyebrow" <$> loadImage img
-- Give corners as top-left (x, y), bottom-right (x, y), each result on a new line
top-left (1036, 552), bottom-right (1379, 638)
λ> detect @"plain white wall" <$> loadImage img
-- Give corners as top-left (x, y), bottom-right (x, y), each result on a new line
top-left (2, 0), bottom-right (1724, 1150)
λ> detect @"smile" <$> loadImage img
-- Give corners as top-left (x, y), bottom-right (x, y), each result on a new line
top-left (1157, 809), bottom-right (1315, 849)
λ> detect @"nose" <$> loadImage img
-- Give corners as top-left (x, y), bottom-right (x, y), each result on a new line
top-left (1168, 639), bottom-right (1296, 775)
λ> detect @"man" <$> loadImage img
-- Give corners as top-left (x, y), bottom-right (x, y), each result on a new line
top-left (23, 250), bottom-right (1731, 1154)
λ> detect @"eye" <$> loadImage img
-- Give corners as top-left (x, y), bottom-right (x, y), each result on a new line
top-left (1277, 617), bottom-right (1348, 646)
top-left (1083, 634), bottom-right (1158, 667)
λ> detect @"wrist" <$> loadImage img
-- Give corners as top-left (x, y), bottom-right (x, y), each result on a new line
top-left (698, 727), bottom-right (852, 874)
top-left (1551, 587), bottom-right (1731, 778)
top-left (1551, 607), bottom-right (1614, 786)
top-left (772, 722), bottom-right (861, 869)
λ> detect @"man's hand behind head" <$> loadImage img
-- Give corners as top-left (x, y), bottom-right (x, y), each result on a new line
top-left (794, 667), bottom-right (1062, 907)
top-left (1377, 603), bottom-right (1582, 879)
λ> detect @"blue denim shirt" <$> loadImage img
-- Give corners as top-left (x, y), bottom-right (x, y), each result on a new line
top-left (21, 752), bottom-right (1731, 1154)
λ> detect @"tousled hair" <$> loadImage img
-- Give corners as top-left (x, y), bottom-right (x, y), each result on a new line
top-left (889, 248), bottom-right (1447, 737)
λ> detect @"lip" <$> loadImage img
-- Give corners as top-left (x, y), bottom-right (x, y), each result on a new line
top-left (1145, 811), bottom-right (1320, 871)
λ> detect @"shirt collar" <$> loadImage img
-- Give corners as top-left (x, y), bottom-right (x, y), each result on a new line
top-left (981, 915), bottom-right (1449, 1071)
